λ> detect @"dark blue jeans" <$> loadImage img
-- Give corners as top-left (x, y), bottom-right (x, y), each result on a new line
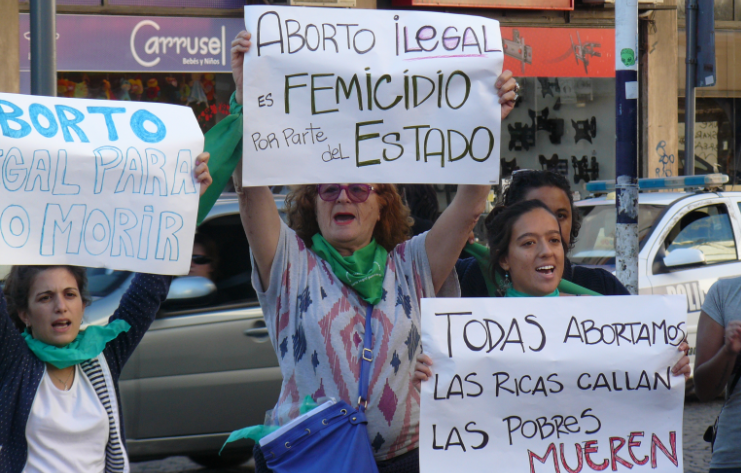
top-left (710, 469), bottom-right (741, 473)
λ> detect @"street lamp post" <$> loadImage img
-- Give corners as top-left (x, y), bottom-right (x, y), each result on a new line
top-left (30, 0), bottom-right (57, 97)
top-left (614, 0), bottom-right (639, 295)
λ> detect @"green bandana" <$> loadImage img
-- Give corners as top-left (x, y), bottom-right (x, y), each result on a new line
top-left (506, 287), bottom-right (559, 297)
top-left (23, 319), bottom-right (131, 369)
top-left (462, 243), bottom-right (601, 297)
top-left (311, 234), bottom-right (388, 306)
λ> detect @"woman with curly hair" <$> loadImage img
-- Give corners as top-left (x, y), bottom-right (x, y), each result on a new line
top-left (0, 154), bottom-right (212, 473)
top-left (228, 31), bottom-right (517, 472)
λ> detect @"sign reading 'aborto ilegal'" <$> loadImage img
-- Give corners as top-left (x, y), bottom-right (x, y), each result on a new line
top-left (242, 6), bottom-right (504, 186)
top-left (0, 93), bottom-right (203, 275)
top-left (420, 296), bottom-right (687, 473)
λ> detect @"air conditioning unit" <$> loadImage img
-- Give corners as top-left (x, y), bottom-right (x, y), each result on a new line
top-left (287, 0), bottom-right (356, 7)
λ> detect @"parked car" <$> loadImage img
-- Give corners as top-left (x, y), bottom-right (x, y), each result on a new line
top-left (66, 194), bottom-right (282, 468)
top-left (573, 186), bottom-right (741, 387)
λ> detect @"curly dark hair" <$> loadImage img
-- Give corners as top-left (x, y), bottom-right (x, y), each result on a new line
top-left (501, 170), bottom-right (581, 248)
top-left (285, 184), bottom-right (413, 252)
top-left (3, 265), bottom-right (91, 332)
top-left (485, 200), bottom-right (566, 296)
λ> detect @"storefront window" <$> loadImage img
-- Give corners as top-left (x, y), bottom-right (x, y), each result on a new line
top-left (678, 98), bottom-right (738, 182)
top-left (678, 26), bottom-right (741, 185)
top-left (500, 27), bottom-right (615, 193)
top-left (56, 72), bottom-right (236, 133)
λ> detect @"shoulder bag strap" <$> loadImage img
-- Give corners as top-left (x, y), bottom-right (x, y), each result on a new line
top-left (358, 304), bottom-right (374, 412)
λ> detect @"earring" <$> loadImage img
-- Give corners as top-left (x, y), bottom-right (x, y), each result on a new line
top-left (503, 271), bottom-right (512, 289)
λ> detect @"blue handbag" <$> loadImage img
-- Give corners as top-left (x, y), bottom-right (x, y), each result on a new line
top-left (255, 305), bottom-right (380, 473)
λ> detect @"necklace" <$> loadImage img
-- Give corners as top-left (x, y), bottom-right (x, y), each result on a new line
top-left (49, 367), bottom-right (75, 391)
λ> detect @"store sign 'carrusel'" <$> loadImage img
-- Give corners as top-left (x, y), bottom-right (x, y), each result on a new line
top-left (129, 19), bottom-right (227, 68)
top-left (19, 14), bottom-right (245, 73)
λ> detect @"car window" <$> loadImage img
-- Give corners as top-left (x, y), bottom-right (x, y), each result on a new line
top-left (161, 213), bottom-right (257, 316)
top-left (570, 204), bottom-right (665, 265)
top-left (86, 268), bottom-right (131, 299)
top-left (661, 204), bottom-right (736, 265)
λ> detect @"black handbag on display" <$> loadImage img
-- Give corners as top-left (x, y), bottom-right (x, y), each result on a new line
top-left (703, 355), bottom-right (741, 451)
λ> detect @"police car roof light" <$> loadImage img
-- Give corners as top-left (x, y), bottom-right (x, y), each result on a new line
top-left (585, 174), bottom-right (729, 193)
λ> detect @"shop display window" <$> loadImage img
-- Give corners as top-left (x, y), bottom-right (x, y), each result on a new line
top-left (678, 97), bottom-right (739, 184)
top-left (56, 72), bottom-right (236, 133)
top-left (499, 27), bottom-right (615, 192)
top-left (500, 77), bottom-right (615, 191)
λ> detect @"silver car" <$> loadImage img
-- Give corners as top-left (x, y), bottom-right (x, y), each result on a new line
top-left (78, 194), bottom-right (283, 468)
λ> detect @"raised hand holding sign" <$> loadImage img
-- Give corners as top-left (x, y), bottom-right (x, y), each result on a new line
top-left (241, 5), bottom-right (504, 186)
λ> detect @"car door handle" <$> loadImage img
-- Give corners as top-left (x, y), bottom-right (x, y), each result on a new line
top-left (244, 320), bottom-right (269, 339)
top-left (244, 327), bottom-right (269, 337)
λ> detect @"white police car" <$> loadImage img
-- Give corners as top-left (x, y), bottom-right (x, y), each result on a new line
top-left (573, 174), bottom-right (739, 381)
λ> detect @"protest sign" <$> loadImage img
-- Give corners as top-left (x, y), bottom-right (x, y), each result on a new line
top-left (242, 6), bottom-right (503, 186)
top-left (0, 92), bottom-right (204, 275)
top-left (420, 295), bottom-right (686, 473)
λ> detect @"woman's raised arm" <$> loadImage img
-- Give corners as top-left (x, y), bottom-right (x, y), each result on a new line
top-left (424, 71), bottom-right (518, 293)
top-left (231, 31), bottom-right (282, 289)
top-left (425, 185), bottom-right (489, 293)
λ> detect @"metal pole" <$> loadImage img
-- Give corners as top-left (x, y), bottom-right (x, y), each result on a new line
top-left (30, 0), bottom-right (56, 96)
top-left (615, 0), bottom-right (639, 295)
top-left (684, 0), bottom-right (698, 175)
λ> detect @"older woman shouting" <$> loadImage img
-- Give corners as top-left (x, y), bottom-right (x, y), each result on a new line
top-left (229, 31), bottom-right (517, 472)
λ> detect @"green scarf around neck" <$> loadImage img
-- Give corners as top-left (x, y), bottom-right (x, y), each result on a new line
top-left (23, 319), bottom-right (131, 369)
top-left (505, 287), bottom-right (559, 297)
top-left (311, 234), bottom-right (388, 306)
top-left (462, 242), bottom-right (601, 297)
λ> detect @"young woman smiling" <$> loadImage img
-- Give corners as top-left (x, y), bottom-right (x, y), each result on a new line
top-left (457, 170), bottom-right (630, 297)
top-left (415, 200), bottom-right (690, 384)
top-left (0, 152), bottom-right (212, 473)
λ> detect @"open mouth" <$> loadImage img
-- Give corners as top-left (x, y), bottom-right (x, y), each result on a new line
top-left (51, 320), bottom-right (72, 330)
top-left (536, 265), bottom-right (556, 275)
top-left (333, 213), bottom-right (356, 224)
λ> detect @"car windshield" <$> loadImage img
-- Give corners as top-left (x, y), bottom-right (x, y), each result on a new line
top-left (570, 204), bottom-right (666, 265)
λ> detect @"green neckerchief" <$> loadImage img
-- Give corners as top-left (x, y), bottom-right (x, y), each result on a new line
top-left (506, 287), bottom-right (559, 297)
top-left (23, 319), bottom-right (131, 369)
top-left (311, 234), bottom-right (388, 306)
top-left (197, 91), bottom-right (243, 225)
top-left (462, 242), bottom-right (601, 297)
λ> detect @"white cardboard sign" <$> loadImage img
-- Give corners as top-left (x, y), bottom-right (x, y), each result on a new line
top-left (420, 295), bottom-right (686, 473)
top-left (242, 5), bottom-right (503, 186)
top-left (0, 92), bottom-right (204, 275)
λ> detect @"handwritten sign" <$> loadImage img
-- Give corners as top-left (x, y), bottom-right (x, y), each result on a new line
top-left (241, 5), bottom-right (503, 186)
top-left (420, 296), bottom-right (686, 473)
top-left (0, 92), bottom-right (204, 275)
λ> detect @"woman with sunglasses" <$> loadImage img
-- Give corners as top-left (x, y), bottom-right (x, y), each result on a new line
top-left (229, 31), bottom-right (517, 472)
top-left (0, 154), bottom-right (212, 473)
top-left (190, 233), bottom-right (220, 282)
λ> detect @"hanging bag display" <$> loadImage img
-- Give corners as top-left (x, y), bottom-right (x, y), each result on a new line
top-left (254, 305), bottom-right (380, 473)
